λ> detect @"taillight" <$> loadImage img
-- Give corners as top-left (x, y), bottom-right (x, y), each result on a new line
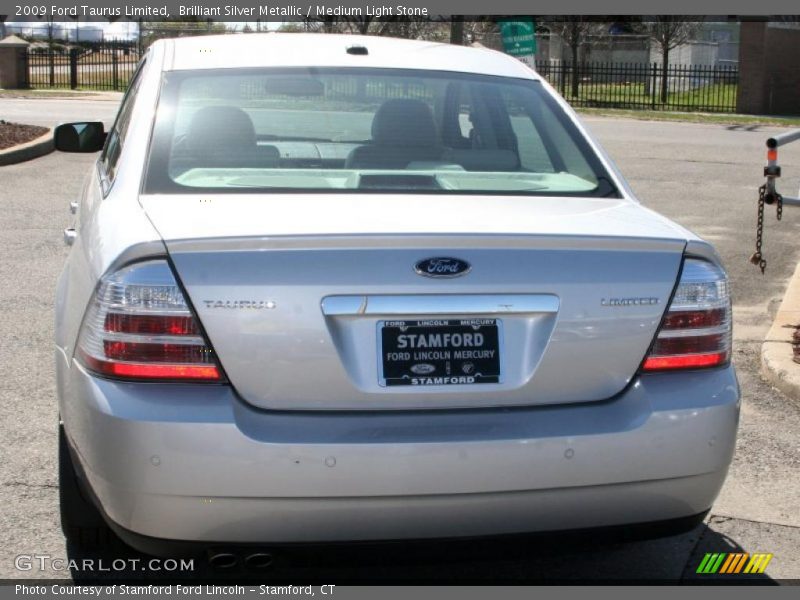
top-left (643, 258), bottom-right (731, 372)
top-left (76, 260), bottom-right (223, 382)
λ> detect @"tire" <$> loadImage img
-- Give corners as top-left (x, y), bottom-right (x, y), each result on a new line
top-left (59, 424), bottom-right (116, 550)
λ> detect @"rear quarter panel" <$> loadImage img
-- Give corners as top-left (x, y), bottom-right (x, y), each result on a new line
top-left (55, 42), bottom-right (167, 357)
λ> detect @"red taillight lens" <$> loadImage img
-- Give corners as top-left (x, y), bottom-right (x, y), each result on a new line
top-left (104, 313), bottom-right (199, 336)
top-left (643, 258), bottom-right (731, 372)
top-left (102, 340), bottom-right (213, 363)
top-left (643, 353), bottom-right (728, 371)
top-left (648, 334), bottom-right (726, 356)
top-left (76, 260), bottom-right (223, 382)
top-left (661, 308), bottom-right (726, 330)
top-left (81, 355), bottom-right (222, 380)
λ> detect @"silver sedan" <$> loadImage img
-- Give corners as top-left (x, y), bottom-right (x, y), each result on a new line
top-left (54, 33), bottom-right (738, 560)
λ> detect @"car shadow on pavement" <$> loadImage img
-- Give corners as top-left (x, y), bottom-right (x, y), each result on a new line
top-left (66, 520), bottom-right (776, 584)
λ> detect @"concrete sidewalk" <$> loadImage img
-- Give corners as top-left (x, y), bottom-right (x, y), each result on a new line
top-left (0, 89), bottom-right (123, 102)
top-left (0, 128), bottom-right (52, 165)
top-left (762, 262), bottom-right (800, 407)
top-left (0, 93), bottom-right (121, 128)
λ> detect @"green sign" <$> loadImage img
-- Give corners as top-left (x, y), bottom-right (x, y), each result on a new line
top-left (499, 18), bottom-right (537, 57)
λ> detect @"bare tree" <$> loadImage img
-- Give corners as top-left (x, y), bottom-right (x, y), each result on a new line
top-left (139, 19), bottom-right (229, 48)
top-left (339, 16), bottom-right (379, 35)
top-left (352, 17), bottom-right (372, 35)
top-left (302, 15), bottom-right (439, 40)
top-left (33, 15), bottom-right (57, 86)
top-left (545, 18), bottom-right (603, 98)
top-left (277, 22), bottom-right (304, 32)
top-left (462, 19), bottom-right (501, 48)
top-left (640, 17), bottom-right (699, 102)
top-left (299, 16), bottom-right (336, 33)
top-left (394, 18), bottom-right (442, 40)
top-left (320, 16), bottom-right (337, 33)
top-left (450, 18), bottom-right (464, 45)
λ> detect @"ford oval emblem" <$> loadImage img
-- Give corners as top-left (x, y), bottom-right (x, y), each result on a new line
top-left (414, 257), bottom-right (471, 278)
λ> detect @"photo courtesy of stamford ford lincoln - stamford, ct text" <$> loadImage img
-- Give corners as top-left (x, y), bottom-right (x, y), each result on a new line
top-left (1, 0), bottom-right (800, 594)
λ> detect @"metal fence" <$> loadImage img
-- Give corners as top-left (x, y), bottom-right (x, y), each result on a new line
top-left (24, 43), bottom-right (739, 113)
top-left (536, 61), bottom-right (739, 113)
top-left (27, 41), bottom-right (141, 90)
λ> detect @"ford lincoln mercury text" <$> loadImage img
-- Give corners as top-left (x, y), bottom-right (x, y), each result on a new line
top-left (53, 34), bottom-right (739, 558)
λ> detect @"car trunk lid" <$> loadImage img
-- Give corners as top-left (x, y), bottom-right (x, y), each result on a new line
top-left (141, 194), bottom-right (687, 410)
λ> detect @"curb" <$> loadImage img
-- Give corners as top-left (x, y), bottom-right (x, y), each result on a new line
top-left (761, 261), bottom-right (800, 405)
top-left (0, 90), bottom-right (123, 101)
top-left (0, 129), bottom-right (54, 166)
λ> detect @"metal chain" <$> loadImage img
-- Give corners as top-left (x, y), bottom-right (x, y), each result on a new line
top-left (750, 184), bottom-right (767, 273)
top-left (751, 185), bottom-right (784, 273)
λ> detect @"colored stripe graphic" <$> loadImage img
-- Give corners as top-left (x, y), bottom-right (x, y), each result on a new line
top-left (697, 553), bottom-right (726, 574)
top-left (696, 553), bottom-right (714, 573)
top-left (744, 553), bottom-right (774, 574)
top-left (732, 553), bottom-right (750, 573)
top-left (719, 554), bottom-right (736, 574)
top-left (697, 552), bottom-right (773, 574)
top-left (719, 553), bottom-right (748, 573)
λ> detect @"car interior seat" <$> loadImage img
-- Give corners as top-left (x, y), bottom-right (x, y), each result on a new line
top-left (345, 99), bottom-right (444, 169)
top-left (176, 105), bottom-right (280, 169)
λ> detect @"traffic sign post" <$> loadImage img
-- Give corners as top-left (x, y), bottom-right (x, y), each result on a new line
top-left (499, 18), bottom-right (537, 66)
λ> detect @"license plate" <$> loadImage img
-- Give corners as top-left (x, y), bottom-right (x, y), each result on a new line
top-left (379, 319), bottom-right (502, 387)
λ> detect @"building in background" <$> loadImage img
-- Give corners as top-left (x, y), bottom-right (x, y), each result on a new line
top-left (696, 21), bottom-right (740, 66)
top-left (5, 23), bottom-right (104, 43)
top-left (737, 21), bottom-right (800, 115)
top-left (532, 23), bottom-right (740, 68)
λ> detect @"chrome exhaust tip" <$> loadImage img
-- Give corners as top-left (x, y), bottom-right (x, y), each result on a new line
top-left (207, 551), bottom-right (238, 569)
top-left (244, 552), bottom-right (274, 569)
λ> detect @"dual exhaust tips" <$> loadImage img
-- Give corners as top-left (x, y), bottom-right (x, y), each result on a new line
top-left (208, 551), bottom-right (274, 570)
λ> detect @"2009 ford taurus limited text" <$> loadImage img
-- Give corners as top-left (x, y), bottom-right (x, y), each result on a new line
top-left (53, 33), bottom-right (739, 556)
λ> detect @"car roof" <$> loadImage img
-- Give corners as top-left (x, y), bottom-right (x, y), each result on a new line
top-left (162, 33), bottom-right (539, 80)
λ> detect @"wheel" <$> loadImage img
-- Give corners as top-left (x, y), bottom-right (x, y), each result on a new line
top-left (59, 424), bottom-right (116, 550)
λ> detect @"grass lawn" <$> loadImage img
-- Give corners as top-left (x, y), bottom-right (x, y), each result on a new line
top-left (28, 54), bottom-right (138, 66)
top-left (557, 82), bottom-right (738, 112)
top-left (0, 89), bottom-right (108, 98)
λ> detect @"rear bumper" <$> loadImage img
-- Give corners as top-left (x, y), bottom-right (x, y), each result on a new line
top-left (101, 496), bottom-right (710, 559)
top-left (57, 349), bottom-right (739, 546)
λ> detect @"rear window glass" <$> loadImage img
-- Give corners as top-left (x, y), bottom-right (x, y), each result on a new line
top-left (144, 68), bottom-right (617, 197)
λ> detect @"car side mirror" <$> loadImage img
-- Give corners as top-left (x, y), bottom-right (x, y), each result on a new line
top-left (54, 122), bottom-right (107, 153)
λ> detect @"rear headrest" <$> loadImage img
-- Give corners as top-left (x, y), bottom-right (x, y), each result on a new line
top-left (371, 99), bottom-right (438, 148)
top-left (185, 106), bottom-right (257, 151)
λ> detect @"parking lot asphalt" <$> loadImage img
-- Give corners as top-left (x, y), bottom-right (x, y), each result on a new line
top-left (1, 96), bottom-right (799, 582)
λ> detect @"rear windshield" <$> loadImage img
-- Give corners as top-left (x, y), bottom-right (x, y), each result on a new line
top-left (144, 68), bottom-right (618, 197)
